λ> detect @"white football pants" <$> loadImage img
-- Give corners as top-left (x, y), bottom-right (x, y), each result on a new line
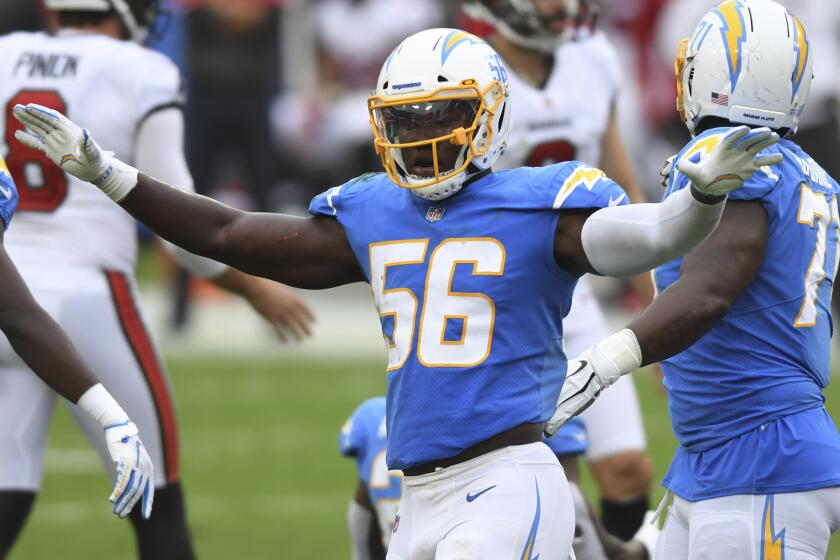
top-left (655, 488), bottom-right (840, 560)
top-left (387, 442), bottom-right (575, 560)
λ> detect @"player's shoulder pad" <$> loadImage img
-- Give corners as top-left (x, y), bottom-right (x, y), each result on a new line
top-left (338, 396), bottom-right (386, 458)
top-left (666, 127), bottom-right (781, 201)
top-left (0, 157), bottom-right (20, 230)
top-left (309, 172), bottom-right (387, 218)
top-left (534, 161), bottom-right (628, 210)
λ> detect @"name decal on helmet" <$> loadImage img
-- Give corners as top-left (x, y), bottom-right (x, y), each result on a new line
top-left (714, 0), bottom-right (747, 92)
top-left (440, 30), bottom-right (482, 65)
top-left (392, 82), bottom-right (422, 91)
top-left (791, 15), bottom-right (810, 101)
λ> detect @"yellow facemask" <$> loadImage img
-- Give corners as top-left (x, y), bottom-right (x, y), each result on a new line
top-left (367, 80), bottom-right (505, 190)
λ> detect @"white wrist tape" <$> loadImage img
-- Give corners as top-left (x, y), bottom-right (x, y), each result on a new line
top-left (94, 156), bottom-right (139, 203)
top-left (77, 383), bottom-right (130, 428)
top-left (586, 328), bottom-right (642, 388)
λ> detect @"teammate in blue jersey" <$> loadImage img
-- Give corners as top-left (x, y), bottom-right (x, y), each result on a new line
top-left (341, 397), bottom-right (657, 560)
top-left (549, 1), bottom-right (840, 558)
top-left (0, 155), bottom-right (154, 552)
top-left (15, 25), bottom-right (780, 558)
top-left (340, 397), bottom-right (402, 560)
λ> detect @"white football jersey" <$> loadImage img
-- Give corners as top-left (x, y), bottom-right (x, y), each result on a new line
top-left (496, 32), bottom-right (621, 170)
top-left (0, 30), bottom-right (183, 284)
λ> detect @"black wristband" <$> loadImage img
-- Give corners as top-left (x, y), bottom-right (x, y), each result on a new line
top-left (690, 184), bottom-right (727, 205)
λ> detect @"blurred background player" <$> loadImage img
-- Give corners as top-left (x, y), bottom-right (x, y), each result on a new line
top-left (340, 396), bottom-right (658, 560)
top-left (338, 397), bottom-right (400, 560)
top-left (550, 1), bottom-right (840, 557)
top-left (0, 1), bottom-right (314, 558)
top-left (462, 0), bottom-right (654, 540)
top-left (0, 156), bottom-right (154, 556)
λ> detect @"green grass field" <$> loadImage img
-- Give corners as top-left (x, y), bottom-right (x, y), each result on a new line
top-left (8, 356), bottom-right (840, 559)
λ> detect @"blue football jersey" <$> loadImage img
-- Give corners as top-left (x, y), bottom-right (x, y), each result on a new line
top-left (339, 397), bottom-right (402, 519)
top-left (655, 128), bottom-right (840, 500)
top-left (313, 164), bottom-right (628, 470)
top-left (0, 157), bottom-right (19, 229)
top-left (543, 417), bottom-right (588, 458)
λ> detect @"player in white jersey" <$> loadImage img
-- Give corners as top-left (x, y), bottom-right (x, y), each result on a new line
top-left (463, 0), bottom-right (655, 541)
top-left (0, 2), bottom-right (314, 558)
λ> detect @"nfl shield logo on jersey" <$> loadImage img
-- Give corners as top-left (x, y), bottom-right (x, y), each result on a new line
top-left (426, 207), bottom-right (445, 222)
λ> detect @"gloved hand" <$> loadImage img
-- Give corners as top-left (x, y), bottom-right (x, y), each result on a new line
top-left (677, 126), bottom-right (782, 197)
top-left (12, 103), bottom-right (138, 201)
top-left (105, 420), bottom-right (155, 519)
top-left (544, 329), bottom-right (641, 436)
top-left (544, 356), bottom-right (605, 436)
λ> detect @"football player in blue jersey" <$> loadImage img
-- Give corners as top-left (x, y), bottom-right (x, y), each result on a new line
top-left (15, 26), bottom-right (780, 558)
top-left (0, 155), bottom-right (154, 555)
top-left (548, 1), bottom-right (840, 558)
top-left (463, 0), bottom-right (659, 541)
top-left (340, 397), bottom-right (401, 560)
top-left (341, 397), bottom-right (657, 560)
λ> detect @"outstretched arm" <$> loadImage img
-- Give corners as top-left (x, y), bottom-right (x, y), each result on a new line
top-left (12, 104), bottom-right (363, 289)
top-left (546, 201), bottom-right (768, 434)
top-left (554, 126), bottom-right (780, 277)
top-left (121, 174), bottom-right (362, 288)
top-left (629, 201), bottom-right (767, 363)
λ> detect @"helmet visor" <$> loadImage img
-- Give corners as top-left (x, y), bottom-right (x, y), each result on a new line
top-left (373, 98), bottom-right (480, 178)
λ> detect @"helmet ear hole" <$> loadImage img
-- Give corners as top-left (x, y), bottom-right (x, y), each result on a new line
top-left (497, 102), bottom-right (507, 131)
top-left (688, 67), bottom-right (694, 97)
top-left (438, 75), bottom-right (449, 82)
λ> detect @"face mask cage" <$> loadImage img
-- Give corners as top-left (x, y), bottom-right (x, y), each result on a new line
top-left (368, 81), bottom-right (504, 189)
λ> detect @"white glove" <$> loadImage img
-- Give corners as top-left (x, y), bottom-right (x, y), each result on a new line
top-left (77, 384), bottom-right (154, 519)
top-left (105, 421), bottom-right (155, 519)
top-left (11, 103), bottom-right (138, 201)
top-left (677, 125), bottom-right (782, 197)
top-left (544, 329), bottom-right (642, 436)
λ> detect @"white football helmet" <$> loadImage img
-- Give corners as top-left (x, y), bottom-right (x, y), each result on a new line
top-left (676, 0), bottom-right (813, 137)
top-left (462, 0), bottom-right (597, 53)
top-left (368, 28), bottom-right (512, 201)
top-left (44, 0), bottom-right (160, 43)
